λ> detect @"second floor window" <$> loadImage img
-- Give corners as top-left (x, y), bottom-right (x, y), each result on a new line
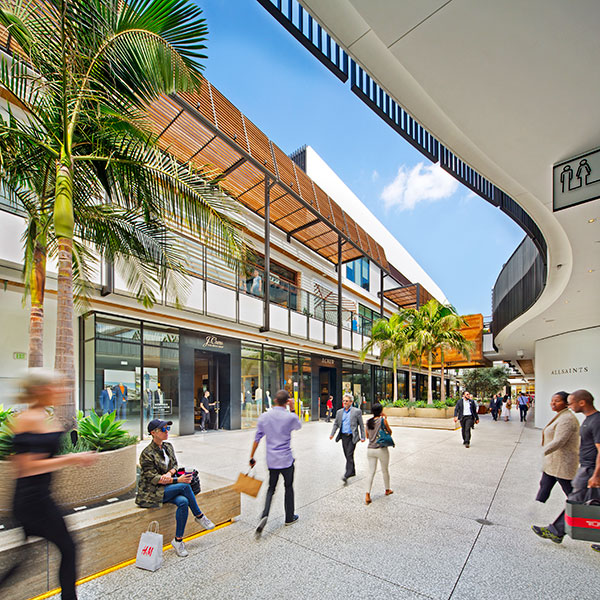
top-left (346, 257), bottom-right (370, 291)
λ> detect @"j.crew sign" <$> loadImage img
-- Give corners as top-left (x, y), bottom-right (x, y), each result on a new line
top-left (203, 335), bottom-right (224, 349)
top-left (550, 366), bottom-right (589, 375)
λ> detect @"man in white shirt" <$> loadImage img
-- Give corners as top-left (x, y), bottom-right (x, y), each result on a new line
top-left (454, 391), bottom-right (479, 448)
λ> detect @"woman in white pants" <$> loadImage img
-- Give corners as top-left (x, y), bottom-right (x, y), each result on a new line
top-left (365, 403), bottom-right (393, 504)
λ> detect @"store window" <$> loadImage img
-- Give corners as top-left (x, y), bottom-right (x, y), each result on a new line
top-left (358, 304), bottom-right (380, 336)
top-left (342, 360), bottom-right (373, 412)
top-left (241, 343), bottom-right (262, 429)
top-left (142, 324), bottom-right (180, 434)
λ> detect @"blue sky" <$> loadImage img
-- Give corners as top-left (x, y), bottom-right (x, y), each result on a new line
top-left (197, 0), bottom-right (524, 316)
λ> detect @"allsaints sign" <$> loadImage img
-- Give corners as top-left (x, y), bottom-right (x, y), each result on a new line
top-left (203, 335), bottom-right (224, 349)
top-left (550, 366), bottom-right (589, 375)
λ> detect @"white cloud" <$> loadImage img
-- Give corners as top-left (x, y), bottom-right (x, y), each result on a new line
top-left (380, 162), bottom-right (459, 211)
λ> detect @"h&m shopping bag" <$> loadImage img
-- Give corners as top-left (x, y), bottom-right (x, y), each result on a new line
top-left (565, 488), bottom-right (600, 542)
top-left (233, 469), bottom-right (263, 497)
top-left (135, 521), bottom-right (163, 571)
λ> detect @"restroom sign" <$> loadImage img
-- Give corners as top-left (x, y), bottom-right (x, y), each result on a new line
top-left (553, 147), bottom-right (600, 211)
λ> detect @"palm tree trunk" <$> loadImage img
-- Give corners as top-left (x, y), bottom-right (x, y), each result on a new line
top-left (28, 240), bottom-right (47, 368)
top-left (408, 362), bottom-right (413, 402)
top-left (427, 351), bottom-right (433, 404)
top-left (392, 355), bottom-right (398, 403)
top-left (54, 158), bottom-right (76, 428)
top-left (54, 237), bottom-right (76, 426)
top-left (440, 351), bottom-right (446, 403)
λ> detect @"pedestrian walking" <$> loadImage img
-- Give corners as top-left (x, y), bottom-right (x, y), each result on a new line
top-left (517, 392), bottom-right (530, 422)
top-left (365, 403), bottom-right (393, 505)
top-left (501, 396), bottom-right (511, 421)
top-left (250, 390), bottom-right (302, 539)
top-left (532, 389), bottom-right (600, 554)
top-left (535, 391), bottom-right (579, 502)
top-left (454, 391), bottom-right (479, 448)
top-left (490, 394), bottom-right (499, 421)
top-left (0, 369), bottom-right (96, 600)
top-left (330, 393), bottom-right (365, 484)
top-left (326, 395), bottom-right (333, 422)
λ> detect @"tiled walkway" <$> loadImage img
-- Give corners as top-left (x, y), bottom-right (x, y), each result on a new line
top-left (48, 412), bottom-right (596, 599)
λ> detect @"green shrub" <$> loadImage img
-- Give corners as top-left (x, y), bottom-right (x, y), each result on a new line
top-left (57, 434), bottom-right (93, 455)
top-left (0, 405), bottom-right (15, 427)
top-left (414, 400), bottom-right (427, 408)
top-left (0, 422), bottom-right (14, 460)
top-left (77, 411), bottom-right (138, 452)
top-left (392, 398), bottom-right (408, 407)
top-left (432, 401), bottom-right (446, 409)
top-left (444, 397), bottom-right (459, 407)
top-left (379, 399), bottom-right (392, 407)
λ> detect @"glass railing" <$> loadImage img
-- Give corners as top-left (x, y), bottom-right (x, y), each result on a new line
top-left (492, 236), bottom-right (547, 336)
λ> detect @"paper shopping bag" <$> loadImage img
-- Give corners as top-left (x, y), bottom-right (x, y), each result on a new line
top-left (135, 521), bottom-right (163, 571)
top-left (565, 489), bottom-right (600, 542)
top-left (233, 470), bottom-right (263, 497)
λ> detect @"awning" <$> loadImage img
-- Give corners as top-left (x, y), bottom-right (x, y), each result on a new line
top-left (381, 282), bottom-right (433, 309)
top-left (144, 80), bottom-right (389, 271)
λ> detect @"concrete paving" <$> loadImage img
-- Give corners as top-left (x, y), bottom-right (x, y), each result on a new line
top-left (45, 410), bottom-right (597, 600)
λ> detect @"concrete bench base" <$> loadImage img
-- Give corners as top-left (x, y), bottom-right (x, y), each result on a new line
top-left (0, 472), bottom-right (240, 600)
top-left (387, 416), bottom-right (460, 430)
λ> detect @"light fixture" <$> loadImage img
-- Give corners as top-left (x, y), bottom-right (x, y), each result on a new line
top-left (589, 269), bottom-right (595, 273)
top-left (589, 218), bottom-right (596, 223)
top-left (564, 300), bottom-right (569, 304)
top-left (516, 349), bottom-right (524, 358)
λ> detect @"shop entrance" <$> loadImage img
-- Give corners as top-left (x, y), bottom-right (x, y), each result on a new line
top-left (319, 367), bottom-right (337, 419)
top-left (194, 350), bottom-right (230, 431)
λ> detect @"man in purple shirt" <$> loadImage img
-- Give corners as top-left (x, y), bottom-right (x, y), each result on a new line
top-left (249, 389), bottom-right (302, 539)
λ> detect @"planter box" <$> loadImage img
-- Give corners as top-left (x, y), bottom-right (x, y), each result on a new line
top-left (0, 444), bottom-right (136, 514)
top-left (414, 407), bottom-right (448, 419)
top-left (383, 407), bottom-right (409, 417)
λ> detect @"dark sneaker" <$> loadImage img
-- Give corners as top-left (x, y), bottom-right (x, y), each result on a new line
top-left (342, 476), bottom-right (348, 486)
top-left (285, 515), bottom-right (299, 526)
top-left (591, 544), bottom-right (600, 553)
top-left (465, 443), bottom-right (470, 448)
top-left (531, 525), bottom-right (563, 544)
top-left (255, 516), bottom-right (267, 540)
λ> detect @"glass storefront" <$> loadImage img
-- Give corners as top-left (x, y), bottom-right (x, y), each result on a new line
top-left (341, 360), bottom-right (372, 411)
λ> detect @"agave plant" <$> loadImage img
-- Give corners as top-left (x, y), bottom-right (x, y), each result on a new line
top-left (76, 410), bottom-right (137, 452)
top-left (0, 405), bottom-right (15, 426)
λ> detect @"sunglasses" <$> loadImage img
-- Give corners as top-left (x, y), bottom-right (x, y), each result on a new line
top-left (159, 426), bottom-right (171, 432)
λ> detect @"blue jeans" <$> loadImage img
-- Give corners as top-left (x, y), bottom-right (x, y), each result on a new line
top-left (163, 483), bottom-right (202, 539)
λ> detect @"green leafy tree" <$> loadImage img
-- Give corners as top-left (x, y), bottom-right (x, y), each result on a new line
top-left (462, 366), bottom-right (509, 400)
top-left (360, 313), bottom-right (410, 403)
top-left (0, 0), bottom-right (245, 425)
top-left (411, 299), bottom-right (474, 404)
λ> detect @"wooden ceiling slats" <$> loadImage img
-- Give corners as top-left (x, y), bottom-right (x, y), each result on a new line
top-left (382, 283), bottom-right (434, 309)
top-left (271, 143), bottom-right (298, 195)
top-left (208, 84), bottom-right (249, 149)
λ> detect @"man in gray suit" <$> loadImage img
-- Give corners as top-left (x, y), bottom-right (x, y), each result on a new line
top-left (330, 393), bottom-right (365, 484)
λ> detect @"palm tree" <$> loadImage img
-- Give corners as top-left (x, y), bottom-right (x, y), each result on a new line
top-left (360, 313), bottom-right (410, 403)
top-left (0, 0), bottom-right (245, 425)
top-left (412, 299), bottom-right (473, 404)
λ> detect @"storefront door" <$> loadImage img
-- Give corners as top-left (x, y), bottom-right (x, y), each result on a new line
top-left (319, 367), bottom-right (337, 419)
top-left (193, 349), bottom-right (230, 432)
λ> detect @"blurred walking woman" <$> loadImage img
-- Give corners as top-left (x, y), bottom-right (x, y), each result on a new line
top-left (365, 403), bottom-right (393, 505)
top-left (2, 369), bottom-right (95, 599)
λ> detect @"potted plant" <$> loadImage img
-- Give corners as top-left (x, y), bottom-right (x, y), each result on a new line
top-left (0, 411), bottom-right (138, 513)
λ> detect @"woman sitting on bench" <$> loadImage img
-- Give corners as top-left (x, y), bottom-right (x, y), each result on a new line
top-left (136, 419), bottom-right (215, 557)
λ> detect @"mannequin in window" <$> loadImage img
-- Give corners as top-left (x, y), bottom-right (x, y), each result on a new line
top-left (114, 383), bottom-right (128, 420)
top-left (100, 385), bottom-right (114, 415)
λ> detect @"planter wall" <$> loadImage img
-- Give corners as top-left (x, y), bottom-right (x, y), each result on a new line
top-left (414, 407), bottom-right (448, 419)
top-left (0, 443), bottom-right (136, 514)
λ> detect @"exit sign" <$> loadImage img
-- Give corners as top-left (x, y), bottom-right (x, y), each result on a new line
top-left (13, 352), bottom-right (26, 360)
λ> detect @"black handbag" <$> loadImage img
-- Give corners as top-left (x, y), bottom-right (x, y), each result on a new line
top-left (176, 468), bottom-right (201, 495)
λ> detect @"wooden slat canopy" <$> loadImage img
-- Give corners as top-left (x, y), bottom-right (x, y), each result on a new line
top-left (144, 81), bottom-right (389, 270)
top-left (381, 282), bottom-right (433, 309)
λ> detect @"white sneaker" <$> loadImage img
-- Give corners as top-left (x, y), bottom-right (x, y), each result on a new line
top-left (171, 538), bottom-right (189, 557)
top-left (195, 514), bottom-right (215, 530)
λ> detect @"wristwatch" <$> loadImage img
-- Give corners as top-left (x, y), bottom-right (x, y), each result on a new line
top-left (173, 476), bottom-right (178, 484)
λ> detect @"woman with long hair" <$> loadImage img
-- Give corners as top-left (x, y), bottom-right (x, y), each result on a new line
top-left (2, 369), bottom-right (95, 599)
top-left (365, 403), bottom-right (393, 505)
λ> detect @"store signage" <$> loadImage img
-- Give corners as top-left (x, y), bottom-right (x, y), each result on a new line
top-left (203, 335), bottom-right (224, 349)
top-left (550, 366), bottom-right (589, 375)
top-left (320, 358), bottom-right (335, 366)
top-left (553, 147), bottom-right (600, 211)
top-left (153, 399), bottom-right (172, 415)
top-left (13, 352), bottom-right (26, 360)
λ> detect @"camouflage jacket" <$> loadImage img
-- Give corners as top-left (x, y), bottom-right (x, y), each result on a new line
top-left (135, 441), bottom-right (178, 508)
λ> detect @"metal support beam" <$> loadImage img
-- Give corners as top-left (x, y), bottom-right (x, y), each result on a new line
top-left (286, 218), bottom-right (320, 242)
top-left (219, 156), bottom-right (247, 178)
top-left (416, 283), bottom-right (421, 310)
top-left (334, 235), bottom-right (343, 349)
top-left (260, 175), bottom-right (272, 333)
top-left (380, 270), bottom-right (385, 317)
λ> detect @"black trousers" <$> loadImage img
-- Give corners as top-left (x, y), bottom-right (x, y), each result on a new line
top-left (261, 462), bottom-right (295, 523)
top-left (461, 416), bottom-right (474, 444)
top-left (341, 433), bottom-right (357, 478)
top-left (519, 404), bottom-right (528, 421)
top-left (535, 471), bottom-right (573, 503)
top-left (13, 494), bottom-right (77, 600)
top-left (490, 408), bottom-right (498, 421)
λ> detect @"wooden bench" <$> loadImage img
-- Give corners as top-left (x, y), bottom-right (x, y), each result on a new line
top-left (0, 472), bottom-right (240, 600)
